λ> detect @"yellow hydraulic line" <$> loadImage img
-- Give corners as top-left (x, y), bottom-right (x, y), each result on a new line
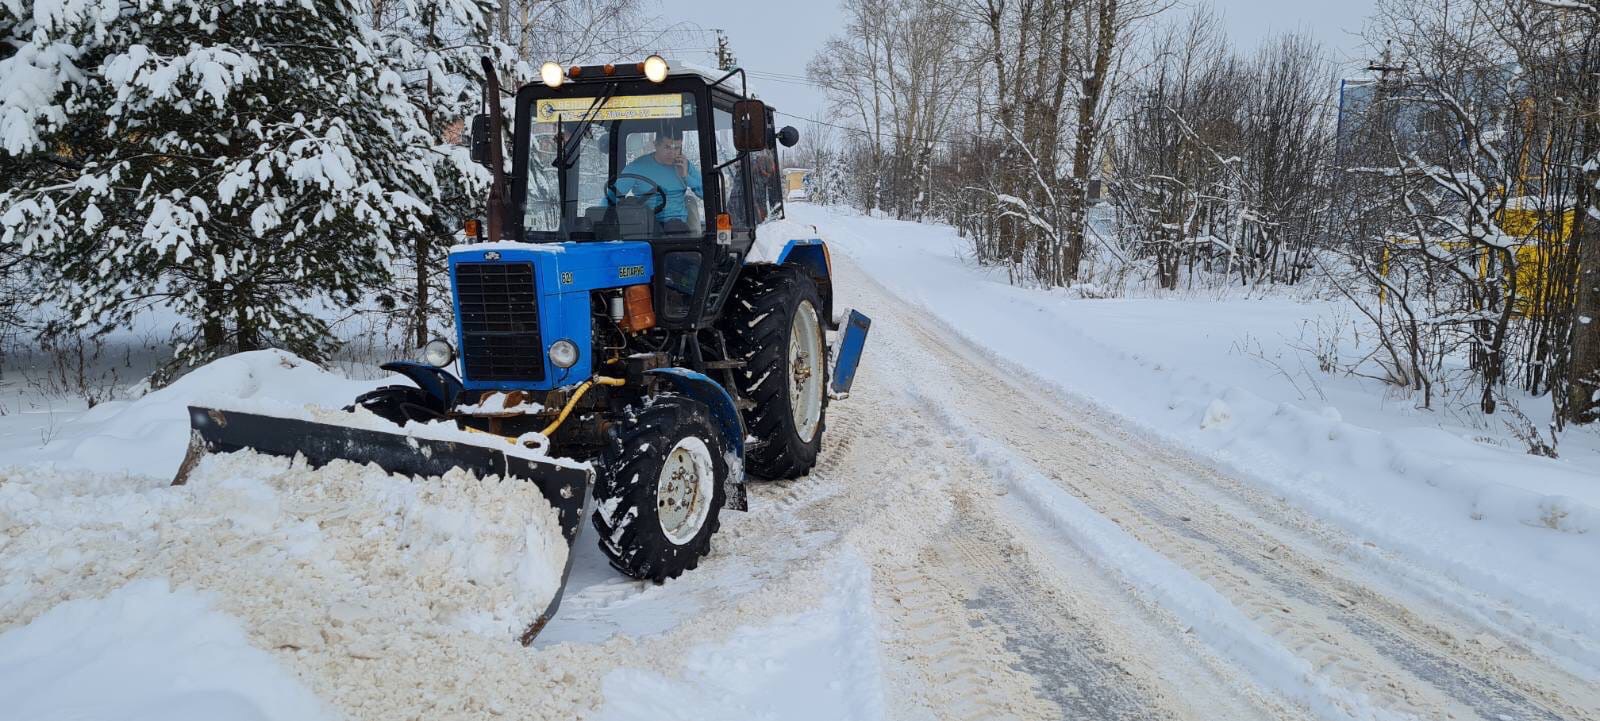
top-left (539, 376), bottom-right (626, 437)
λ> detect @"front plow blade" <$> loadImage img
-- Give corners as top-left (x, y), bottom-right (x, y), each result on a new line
top-left (174, 405), bottom-right (593, 645)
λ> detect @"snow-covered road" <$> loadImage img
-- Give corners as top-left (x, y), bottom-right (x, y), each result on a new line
top-left (543, 230), bottom-right (1597, 719)
top-left (5, 208), bottom-right (1597, 720)
top-left (819, 248), bottom-right (1596, 720)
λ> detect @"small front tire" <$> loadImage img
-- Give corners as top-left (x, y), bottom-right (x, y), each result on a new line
top-left (592, 394), bottom-right (729, 582)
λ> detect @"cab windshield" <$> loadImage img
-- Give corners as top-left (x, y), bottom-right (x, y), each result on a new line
top-left (524, 90), bottom-right (718, 240)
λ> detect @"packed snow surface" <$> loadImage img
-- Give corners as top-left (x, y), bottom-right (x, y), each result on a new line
top-left (0, 580), bottom-right (332, 721)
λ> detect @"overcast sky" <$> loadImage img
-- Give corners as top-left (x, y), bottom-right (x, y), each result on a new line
top-left (653, 0), bottom-right (1379, 122)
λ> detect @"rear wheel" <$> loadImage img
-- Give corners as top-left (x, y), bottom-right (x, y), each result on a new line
top-left (721, 265), bottom-right (829, 479)
top-left (592, 394), bottom-right (729, 582)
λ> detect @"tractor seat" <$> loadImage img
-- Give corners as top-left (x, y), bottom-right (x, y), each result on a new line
top-left (588, 198), bottom-right (662, 240)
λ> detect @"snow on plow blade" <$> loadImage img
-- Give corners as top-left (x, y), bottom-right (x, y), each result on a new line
top-left (173, 405), bottom-right (593, 645)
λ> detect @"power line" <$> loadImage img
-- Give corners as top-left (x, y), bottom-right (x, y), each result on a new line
top-left (746, 69), bottom-right (814, 81)
top-left (772, 110), bottom-right (961, 148)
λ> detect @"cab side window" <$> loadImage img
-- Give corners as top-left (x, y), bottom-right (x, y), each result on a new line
top-left (713, 107), bottom-right (752, 230)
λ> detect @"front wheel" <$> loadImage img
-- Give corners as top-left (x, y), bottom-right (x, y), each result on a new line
top-left (592, 394), bottom-right (729, 582)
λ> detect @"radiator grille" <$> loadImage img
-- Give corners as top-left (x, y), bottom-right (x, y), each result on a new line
top-left (454, 262), bottom-right (545, 382)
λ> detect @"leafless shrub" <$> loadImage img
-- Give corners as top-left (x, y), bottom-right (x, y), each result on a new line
top-left (1499, 394), bottom-right (1559, 458)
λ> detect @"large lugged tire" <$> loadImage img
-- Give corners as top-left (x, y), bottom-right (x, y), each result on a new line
top-left (720, 265), bottom-right (829, 479)
top-left (592, 394), bottom-right (729, 582)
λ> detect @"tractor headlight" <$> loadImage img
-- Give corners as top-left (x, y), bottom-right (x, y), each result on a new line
top-left (421, 338), bottom-right (455, 368)
top-left (642, 55), bottom-right (669, 83)
top-left (540, 61), bottom-right (564, 88)
top-left (548, 339), bottom-right (579, 368)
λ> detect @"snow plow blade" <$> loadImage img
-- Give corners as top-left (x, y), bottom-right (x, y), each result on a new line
top-left (173, 405), bottom-right (593, 645)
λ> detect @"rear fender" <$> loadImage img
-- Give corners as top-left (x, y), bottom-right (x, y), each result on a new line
top-left (380, 361), bottom-right (466, 410)
top-left (775, 239), bottom-right (835, 329)
top-left (644, 368), bottom-right (748, 511)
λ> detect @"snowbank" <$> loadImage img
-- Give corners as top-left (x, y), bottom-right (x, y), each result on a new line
top-left (11, 349), bottom-right (378, 478)
top-left (7, 348), bottom-right (586, 476)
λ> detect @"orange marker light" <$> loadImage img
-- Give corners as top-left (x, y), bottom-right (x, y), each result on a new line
top-left (568, 65), bottom-right (581, 78)
top-left (603, 63), bottom-right (616, 75)
top-left (715, 213), bottom-right (732, 231)
top-left (464, 218), bottom-right (480, 238)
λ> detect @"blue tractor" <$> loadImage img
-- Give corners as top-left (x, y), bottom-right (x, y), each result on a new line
top-left (177, 56), bottom-right (870, 641)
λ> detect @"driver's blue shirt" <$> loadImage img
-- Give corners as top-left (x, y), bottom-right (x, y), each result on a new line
top-left (612, 154), bottom-right (703, 222)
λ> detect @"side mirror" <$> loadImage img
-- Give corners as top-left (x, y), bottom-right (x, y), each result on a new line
top-left (777, 125), bottom-right (799, 148)
top-left (470, 114), bottom-right (489, 166)
top-left (733, 99), bottom-right (768, 152)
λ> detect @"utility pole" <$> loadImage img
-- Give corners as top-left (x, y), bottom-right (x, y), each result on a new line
top-left (1367, 40), bottom-right (1405, 90)
top-left (714, 28), bottom-right (737, 71)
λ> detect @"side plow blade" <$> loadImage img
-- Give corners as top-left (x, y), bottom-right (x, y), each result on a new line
top-left (174, 406), bottom-right (593, 645)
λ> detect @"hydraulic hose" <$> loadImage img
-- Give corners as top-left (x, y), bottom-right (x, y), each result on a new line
top-left (539, 376), bottom-right (626, 438)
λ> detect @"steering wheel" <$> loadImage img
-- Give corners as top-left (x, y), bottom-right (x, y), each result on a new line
top-left (606, 173), bottom-right (669, 214)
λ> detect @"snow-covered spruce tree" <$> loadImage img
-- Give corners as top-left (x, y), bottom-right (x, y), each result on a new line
top-left (0, 0), bottom-right (440, 375)
top-left (369, 0), bottom-right (494, 349)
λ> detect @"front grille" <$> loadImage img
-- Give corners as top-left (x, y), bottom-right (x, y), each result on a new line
top-left (455, 262), bottom-right (545, 382)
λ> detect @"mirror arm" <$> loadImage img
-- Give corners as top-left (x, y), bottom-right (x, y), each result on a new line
top-left (713, 152), bottom-right (745, 174)
top-left (709, 67), bottom-right (748, 98)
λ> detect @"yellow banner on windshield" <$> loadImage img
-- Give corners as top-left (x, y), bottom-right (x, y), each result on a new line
top-left (533, 94), bottom-right (683, 123)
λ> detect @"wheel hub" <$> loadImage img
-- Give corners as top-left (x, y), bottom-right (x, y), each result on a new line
top-left (656, 436), bottom-right (715, 545)
top-left (788, 300), bottom-right (824, 442)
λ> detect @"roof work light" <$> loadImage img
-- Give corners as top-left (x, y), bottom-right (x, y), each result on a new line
top-left (540, 61), bottom-right (564, 88)
top-left (642, 55), bottom-right (669, 83)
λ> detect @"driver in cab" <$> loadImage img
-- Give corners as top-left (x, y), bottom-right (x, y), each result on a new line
top-left (611, 130), bottom-right (703, 233)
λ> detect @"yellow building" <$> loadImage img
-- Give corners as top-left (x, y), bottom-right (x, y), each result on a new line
top-left (783, 168), bottom-right (813, 200)
top-left (1379, 202), bottom-right (1575, 317)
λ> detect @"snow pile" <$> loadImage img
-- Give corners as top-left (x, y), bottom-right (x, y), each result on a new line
top-left (0, 451), bottom-right (571, 719)
top-left (14, 349), bottom-right (377, 478)
top-left (9, 348), bottom-right (583, 476)
top-left (0, 349), bottom-right (594, 719)
top-left (0, 579), bottom-right (332, 721)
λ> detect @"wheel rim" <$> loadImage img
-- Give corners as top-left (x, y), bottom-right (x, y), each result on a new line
top-left (788, 299), bottom-right (824, 443)
top-left (656, 436), bottom-right (716, 545)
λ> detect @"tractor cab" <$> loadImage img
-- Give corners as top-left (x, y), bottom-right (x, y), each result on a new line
top-left (469, 56), bottom-right (797, 329)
